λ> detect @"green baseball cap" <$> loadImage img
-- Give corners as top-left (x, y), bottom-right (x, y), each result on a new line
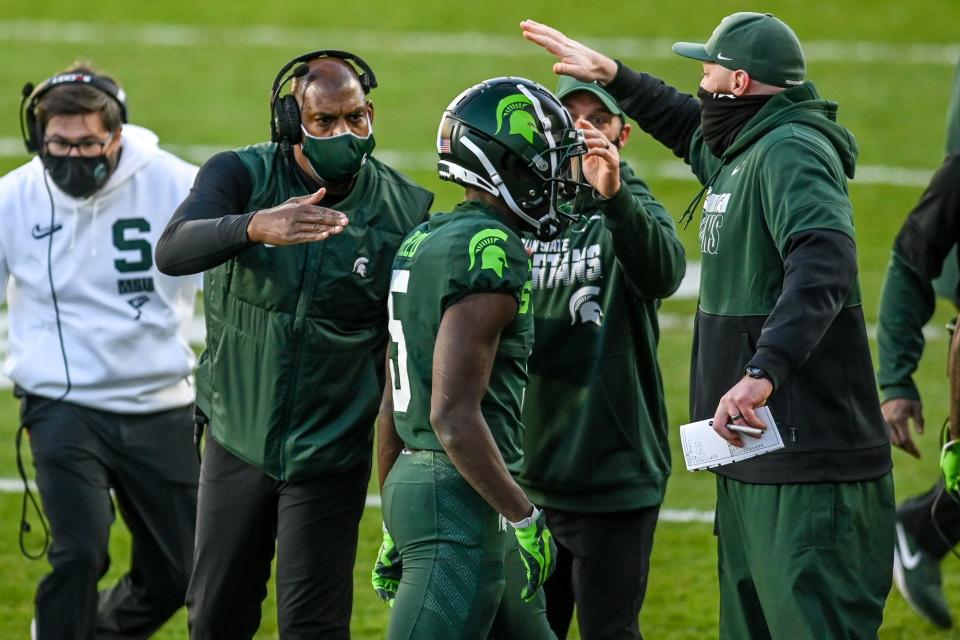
top-left (672, 12), bottom-right (805, 88)
top-left (555, 75), bottom-right (625, 119)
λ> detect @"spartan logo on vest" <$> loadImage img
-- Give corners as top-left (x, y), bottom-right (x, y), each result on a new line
top-left (699, 188), bottom-right (731, 255)
top-left (569, 286), bottom-right (603, 326)
top-left (352, 256), bottom-right (369, 278)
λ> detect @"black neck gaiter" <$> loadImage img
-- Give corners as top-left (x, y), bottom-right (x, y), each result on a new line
top-left (697, 87), bottom-right (772, 157)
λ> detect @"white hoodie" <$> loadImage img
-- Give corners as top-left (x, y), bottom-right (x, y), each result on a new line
top-left (0, 124), bottom-right (201, 413)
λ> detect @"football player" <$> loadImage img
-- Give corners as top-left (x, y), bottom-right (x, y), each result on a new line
top-left (371, 77), bottom-right (587, 639)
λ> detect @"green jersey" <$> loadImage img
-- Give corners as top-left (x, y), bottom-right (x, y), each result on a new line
top-left (388, 200), bottom-right (533, 471)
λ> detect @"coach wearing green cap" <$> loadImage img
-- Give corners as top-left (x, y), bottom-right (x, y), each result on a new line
top-left (502, 77), bottom-right (684, 640)
top-left (522, 11), bottom-right (894, 639)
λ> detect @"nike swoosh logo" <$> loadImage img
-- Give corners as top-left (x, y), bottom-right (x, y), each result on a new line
top-left (717, 52), bottom-right (733, 61)
top-left (896, 522), bottom-right (922, 570)
top-left (570, 215), bottom-right (603, 233)
top-left (31, 224), bottom-right (63, 239)
top-left (732, 165), bottom-right (743, 175)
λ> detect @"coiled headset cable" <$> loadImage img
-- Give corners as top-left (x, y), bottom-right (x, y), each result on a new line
top-left (15, 167), bottom-right (74, 559)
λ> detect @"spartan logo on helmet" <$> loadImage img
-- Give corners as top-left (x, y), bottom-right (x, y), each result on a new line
top-left (468, 228), bottom-right (510, 278)
top-left (352, 256), bottom-right (369, 278)
top-left (568, 285), bottom-right (603, 326)
top-left (495, 94), bottom-right (538, 144)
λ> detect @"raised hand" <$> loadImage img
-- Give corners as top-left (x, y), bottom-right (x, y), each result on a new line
top-left (520, 19), bottom-right (618, 84)
top-left (577, 118), bottom-right (620, 198)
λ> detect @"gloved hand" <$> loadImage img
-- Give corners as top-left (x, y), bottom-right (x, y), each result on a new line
top-left (371, 524), bottom-right (401, 606)
top-left (510, 506), bottom-right (556, 602)
top-left (941, 441), bottom-right (960, 494)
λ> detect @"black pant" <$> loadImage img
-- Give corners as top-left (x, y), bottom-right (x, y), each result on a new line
top-left (24, 394), bottom-right (198, 640)
top-left (899, 478), bottom-right (960, 559)
top-left (186, 437), bottom-right (370, 639)
top-left (541, 505), bottom-right (660, 640)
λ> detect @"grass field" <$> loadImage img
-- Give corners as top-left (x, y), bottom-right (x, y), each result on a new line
top-left (1, 0), bottom-right (959, 637)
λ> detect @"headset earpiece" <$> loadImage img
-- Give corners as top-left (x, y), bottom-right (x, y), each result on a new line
top-left (273, 94), bottom-right (303, 145)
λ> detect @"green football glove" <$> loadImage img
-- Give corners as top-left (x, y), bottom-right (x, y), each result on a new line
top-left (371, 524), bottom-right (401, 606)
top-left (511, 506), bottom-right (556, 602)
top-left (941, 440), bottom-right (960, 494)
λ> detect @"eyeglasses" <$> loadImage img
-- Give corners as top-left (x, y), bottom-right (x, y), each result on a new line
top-left (42, 132), bottom-right (114, 158)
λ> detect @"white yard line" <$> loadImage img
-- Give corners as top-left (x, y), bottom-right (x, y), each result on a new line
top-left (0, 20), bottom-right (956, 65)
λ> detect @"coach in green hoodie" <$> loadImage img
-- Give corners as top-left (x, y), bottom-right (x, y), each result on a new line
top-left (516, 77), bottom-right (684, 640)
top-left (522, 12), bottom-right (894, 639)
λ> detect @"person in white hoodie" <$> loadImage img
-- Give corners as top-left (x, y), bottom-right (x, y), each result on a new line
top-left (2, 62), bottom-right (201, 639)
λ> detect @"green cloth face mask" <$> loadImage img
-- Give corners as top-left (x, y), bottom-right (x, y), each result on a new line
top-left (300, 123), bottom-right (376, 183)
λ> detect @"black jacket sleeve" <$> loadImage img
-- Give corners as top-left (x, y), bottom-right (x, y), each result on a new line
top-left (155, 151), bottom-right (256, 276)
top-left (748, 229), bottom-right (858, 389)
top-left (603, 61), bottom-right (701, 161)
top-left (876, 151), bottom-right (960, 401)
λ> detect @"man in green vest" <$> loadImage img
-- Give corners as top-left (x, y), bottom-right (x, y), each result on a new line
top-left (156, 51), bottom-right (433, 638)
top-left (522, 12), bottom-right (894, 639)
top-left (515, 77), bottom-right (685, 640)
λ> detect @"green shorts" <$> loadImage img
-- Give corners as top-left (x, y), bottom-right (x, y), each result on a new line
top-left (383, 450), bottom-right (507, 640)
top-left (715, 472), bottom-right (895, 640)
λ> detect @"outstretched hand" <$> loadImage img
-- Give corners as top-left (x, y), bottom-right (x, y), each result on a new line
top-left (520, 20), bottom-right (618, 84)
top-left (246, 187), bottom-right (349, 246)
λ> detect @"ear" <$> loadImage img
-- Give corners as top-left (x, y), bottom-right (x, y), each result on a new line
top-left (731, 70), bottom-right (752, 96)
top-left (617, 120), bottom-right (631, 150)
top-left (366, 100), bottom-right (375, 126)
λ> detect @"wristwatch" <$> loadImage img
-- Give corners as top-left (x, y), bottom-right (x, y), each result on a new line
top-left (744, 365), bottom-right (772, 384)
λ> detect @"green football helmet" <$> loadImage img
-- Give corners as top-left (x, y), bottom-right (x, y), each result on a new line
top-left (437, 77), bottom-right (587, 241)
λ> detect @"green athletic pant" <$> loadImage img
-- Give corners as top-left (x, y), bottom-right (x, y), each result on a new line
top-left (715, 473), bottom-right (895, 640)
top-left (383, 450), bottom-right (553, 640)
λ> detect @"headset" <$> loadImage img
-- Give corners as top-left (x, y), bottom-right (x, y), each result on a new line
top-left (19, 71), bottom-right (128, 154)
top-left (269, 49), bottom-right (377, 155)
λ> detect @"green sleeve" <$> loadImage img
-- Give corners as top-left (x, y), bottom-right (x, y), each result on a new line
top-left (598, 163), bottom-right (686, 299)
top-left (759, 137), bottom-right (855, 252)
top-left (876, 250), bottom-right (937, 403)
top-left (440, 223), bottom-right (530, 311)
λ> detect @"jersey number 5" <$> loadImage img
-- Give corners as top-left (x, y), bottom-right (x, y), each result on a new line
top-left (388, 269), bottom-right (412, 413)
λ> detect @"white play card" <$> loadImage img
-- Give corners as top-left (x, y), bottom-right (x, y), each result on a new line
top-left (679, 406), bottom-right (784, 472)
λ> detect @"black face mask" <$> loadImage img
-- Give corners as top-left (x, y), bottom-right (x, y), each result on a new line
top-left (41, 154), bottom-right (113, 199)
top-left (697, 87), bottom-right (772, 157)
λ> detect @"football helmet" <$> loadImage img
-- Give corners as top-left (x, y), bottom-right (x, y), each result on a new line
top-left (437, 77), bottom-right (587, 241)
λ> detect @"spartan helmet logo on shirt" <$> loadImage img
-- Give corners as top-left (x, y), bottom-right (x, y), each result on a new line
top-left (468, 228), bottom-right (510, 278)
top-left (352, 256), bottom-right (369, 278)
top-left (569, 285), bottom-right (603, 326)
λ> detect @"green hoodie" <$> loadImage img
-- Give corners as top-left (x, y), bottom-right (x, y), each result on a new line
top-left (681, 82), bottom-right (890, 483)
